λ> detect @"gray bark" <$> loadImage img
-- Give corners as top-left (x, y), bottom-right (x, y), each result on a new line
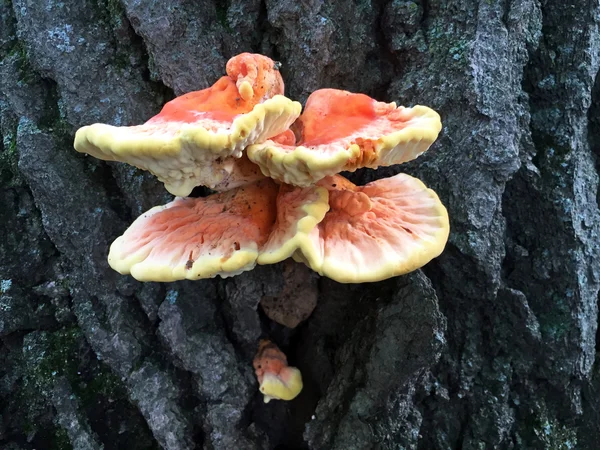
top-left (1, 0), bottom-right (599, 449)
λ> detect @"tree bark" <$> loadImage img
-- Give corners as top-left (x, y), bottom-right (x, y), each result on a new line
top-left (1, 0), bottom-right (599, 449)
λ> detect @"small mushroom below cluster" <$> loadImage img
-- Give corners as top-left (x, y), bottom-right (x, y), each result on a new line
top-left (253, 339), bottom-right (303, 403)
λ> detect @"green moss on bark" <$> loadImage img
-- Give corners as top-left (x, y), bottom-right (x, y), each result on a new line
top-left (0, 129), bottom-right (22, 187)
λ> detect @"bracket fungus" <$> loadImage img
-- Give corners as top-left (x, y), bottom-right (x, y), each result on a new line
top-left (74, 52), bottom-right (449, 401)
top-left (74, 53), bottom-right (301, 196)
top-left (292, 174), bottom-right (449, 283)
top-left (107, 179), bottom-right (331, 282)
top-left (253, 340), bottom-right (303, 403)
top-left (108, 179), bottom-right (279, 281)
top-left (247, 88), bottom-right (442, 186)
top-left (258, 183), bottom-right (329, 265)
top-left (74, 53), bottom-right (449, 285)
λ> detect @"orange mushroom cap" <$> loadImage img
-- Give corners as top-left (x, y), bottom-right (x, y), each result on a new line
top-left (291, 173), bottom-right (449, 283)
top-left (253, 339), bottom-right (303, 403)
top-left (108, 179), bottom-right (280, 281)
top-left (247, 88), bottom-right (442, 186)
top-left (107, 176), bottom-right (330, 282)
top-left (74, 53), bottom-right (301, 196)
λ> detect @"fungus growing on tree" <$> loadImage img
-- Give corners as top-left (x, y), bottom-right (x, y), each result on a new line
top-left (73, 52), bottom-right (449, 399)
top-left (74, 52), bottom-right (449, 288)
top-left (247, 88), bottom-right (442, 186)
top-left (258, 183), bottom-right (329, 265)
top-left (74, 53), bottom-right (301, 196)
top-left (108, 179), bottom-right (279, 281)
top-left (291, 173), bottom-right (450, 283)
top-left (107, 179), bottom-right (330, 282)
top-left (253, 339), bottom-right (303, 403)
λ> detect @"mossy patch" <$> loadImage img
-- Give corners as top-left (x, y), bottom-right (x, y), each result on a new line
top-left (426, 20), bottom-right (471, 67)
top-left (23, 327), bottom-right (127, 406)
top-left (215, 0), bottom-right (233, 31)
top-left (7, 41), bottom-right (36, 85)
top-left (92, 0), bottom-right (137, 72)
top-left (24, 327), bottom-right (85, 392)
top-left (0, 129), bottom-right (22, 187)
top-left (50, 426), bottom-right (73, 450)
top-left (94, 0), bottom-right (126, 30)
top-left (538, 292), bottom-right (572, 341)
top-left (519, 402), bottom-right (578, 449)
top-left (106, 0), bottom-right (126, 24)
top-left (533, 417), bottom-right (578, 449)
top-left (20, 327), bottom-right (158, 448)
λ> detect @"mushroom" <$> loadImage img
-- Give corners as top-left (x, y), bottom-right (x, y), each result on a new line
top-left (74, 53), bottom-right (301, 196)
top-left (107, 178), bottom-right (330, 282)
top-left (74, 52), bottom-right (449, 286)
top-left (106, 169), bottom-right (448, 284)
top-left (247, 88), bottom-right (442, 186)
top-left (253, 339), bottom-right (303, 403)
top-left (290, 173), bottom-right (450, 283)
top-left (258, 182), bottom-right (329, 265)
top-left (108, 179), bottom-right (280, 281)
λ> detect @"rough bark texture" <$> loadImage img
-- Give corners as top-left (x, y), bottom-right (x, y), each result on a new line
top-left (1, 0), bottom-right (599, 449)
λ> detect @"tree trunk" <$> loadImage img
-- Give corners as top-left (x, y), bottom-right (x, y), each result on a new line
top-left (1, 0), bottom-right (599, 449)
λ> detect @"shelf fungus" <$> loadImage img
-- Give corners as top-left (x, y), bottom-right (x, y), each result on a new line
top-left (292, 173), bottom-right (450, 283)
top-left (75, 52), bottom-right (449, 287)
top-left (107, 179), bottom-right (330, 282)
top-left (253, 340), bottom-right (303, 403)
top-left (74, 53), bottom-right (301, 196)
top-left (247, 88), bottom-right (442, 186)
top-left (73, 50), bottom-right (450, 407)
top-left (108, 179), bottom-right (279, 281)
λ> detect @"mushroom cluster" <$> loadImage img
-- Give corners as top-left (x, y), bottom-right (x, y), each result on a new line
top-left (74, 53), bottom-right (449, 285)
